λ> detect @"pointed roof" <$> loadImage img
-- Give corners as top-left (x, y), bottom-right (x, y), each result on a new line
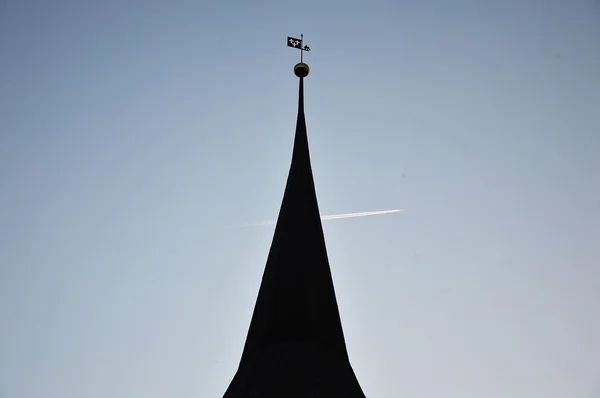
top-left (223, 74), bottom-right (366, 397)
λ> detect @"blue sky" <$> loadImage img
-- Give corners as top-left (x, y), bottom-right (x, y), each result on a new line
top-left (1, 0), bottom-right (599, 397)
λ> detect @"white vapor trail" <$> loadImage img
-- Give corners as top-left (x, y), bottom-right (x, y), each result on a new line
top-left (321, 209), bottom-right (403, 220)
top-left (243, 209), bottom-right (404, 227)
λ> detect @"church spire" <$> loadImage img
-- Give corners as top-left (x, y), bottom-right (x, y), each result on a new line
top-left (222, 54), bottom-right (366, 398)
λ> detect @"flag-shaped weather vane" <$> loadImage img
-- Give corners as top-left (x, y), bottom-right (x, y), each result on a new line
top-left (287, 33), bottom-right (311, 78)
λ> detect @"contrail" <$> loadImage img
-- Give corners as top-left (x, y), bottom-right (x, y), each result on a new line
top-left (241, 209), bottom-right (404, 227)
top-left (321, 209), bottom-right (403, 220)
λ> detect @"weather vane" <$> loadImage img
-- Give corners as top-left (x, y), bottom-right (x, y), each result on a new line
top-left (287, 34), bottom-right (311, 77)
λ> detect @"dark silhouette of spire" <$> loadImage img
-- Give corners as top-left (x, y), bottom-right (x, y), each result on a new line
top-left (223, 69), bottom-right (366, 397)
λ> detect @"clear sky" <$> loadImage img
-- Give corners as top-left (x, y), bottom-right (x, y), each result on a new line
top-left (1, 0), bottom-right (599, 397)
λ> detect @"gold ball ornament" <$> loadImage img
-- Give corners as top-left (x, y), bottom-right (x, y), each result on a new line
top-left (294, 63), bottom-right (310, 78)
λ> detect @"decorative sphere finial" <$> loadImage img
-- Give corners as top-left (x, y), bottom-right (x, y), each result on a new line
top-left (294, 62), bottom-right (310, 78)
